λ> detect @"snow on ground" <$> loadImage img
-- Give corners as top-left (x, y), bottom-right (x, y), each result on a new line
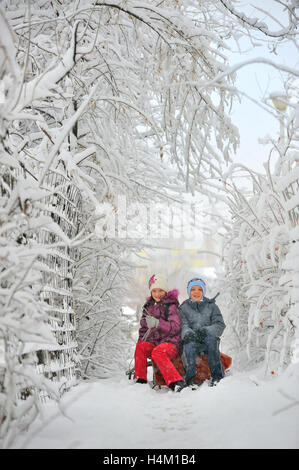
top-left (13, 364), bottom-right (299, 449)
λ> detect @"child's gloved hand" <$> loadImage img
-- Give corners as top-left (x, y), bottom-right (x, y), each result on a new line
top-left (182, 331), bottom-right (196, 344)
top-left (146, 316), bottom-right (160, 329)
top-left (195, 328), bottom-right (207, 343)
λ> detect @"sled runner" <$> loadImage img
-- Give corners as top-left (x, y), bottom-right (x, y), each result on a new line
top-left (152, 352), bottom-right (232, 387)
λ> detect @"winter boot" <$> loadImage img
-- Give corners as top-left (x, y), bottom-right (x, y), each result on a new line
top-left (136, 378), bottom-right (147, 384)
top-left (208, 377), bottom-right (221, 387)
top-left (170, 380), bottom-right (188, 392)
top-left (191, 385), bottom-right (200, 390)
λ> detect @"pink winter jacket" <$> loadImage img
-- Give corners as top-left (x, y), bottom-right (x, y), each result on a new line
top-left (138, 289), bottom-right (182, 352)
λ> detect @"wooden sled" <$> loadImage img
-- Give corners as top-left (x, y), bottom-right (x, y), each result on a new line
top-left (152, 353), bottom-right (232, 387)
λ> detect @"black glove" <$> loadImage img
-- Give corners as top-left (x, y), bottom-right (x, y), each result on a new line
top-left (182, 331), bottom-right (197, 345)
top-left (195, 328), bottom-right (207, 344)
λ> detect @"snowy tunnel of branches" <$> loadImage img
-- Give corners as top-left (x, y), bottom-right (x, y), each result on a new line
top-left (0, 0), bottom-right (298, 448)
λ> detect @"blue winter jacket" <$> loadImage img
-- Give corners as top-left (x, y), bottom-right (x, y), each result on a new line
top-left (179, 295), bottom-right (226, 342)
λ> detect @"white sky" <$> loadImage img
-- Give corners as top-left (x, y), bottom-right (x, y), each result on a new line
top-left (225, 0), bottom-right (298, 173)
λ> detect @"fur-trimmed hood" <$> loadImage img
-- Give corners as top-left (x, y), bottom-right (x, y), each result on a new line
top-left (164, 289), bottom-right (179, 304)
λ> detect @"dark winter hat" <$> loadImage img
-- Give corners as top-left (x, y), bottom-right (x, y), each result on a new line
top-left (187, 277), bottom-right (206, 297)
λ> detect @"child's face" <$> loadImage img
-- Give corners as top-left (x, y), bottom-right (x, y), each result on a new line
top-left (151, 288), bottom-right (166, 302)
top-left (190, 285), bottom-right (203, 301)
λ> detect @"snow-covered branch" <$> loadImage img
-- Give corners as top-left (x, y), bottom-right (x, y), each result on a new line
top-left (219, 0), bottom-right (298, 39)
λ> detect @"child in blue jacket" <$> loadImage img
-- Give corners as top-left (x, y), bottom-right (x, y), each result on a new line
top-left (178, 277), bottom-right (226, 390)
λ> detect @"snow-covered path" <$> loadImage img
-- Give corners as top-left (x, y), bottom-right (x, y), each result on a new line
top-left (13, 366), bottom-right (299, 449)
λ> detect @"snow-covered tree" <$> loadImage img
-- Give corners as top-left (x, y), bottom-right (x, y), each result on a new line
top-left (0, 0), bottom-right (243, 446)
top-left (211, 0), bottom-right (299, 375)
top-left (1, 0), bottom-right (298, 448)
top-left (0, 9), bottom-right (62, 448)
top-left (216, 76), bottom-right (299, 374)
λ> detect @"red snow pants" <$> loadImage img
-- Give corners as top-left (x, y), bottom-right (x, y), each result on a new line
top-left (134, 341), bottom-right (183, 387)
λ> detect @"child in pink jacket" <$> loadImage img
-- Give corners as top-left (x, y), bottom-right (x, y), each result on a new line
top-left (134, 274), bottom-right (186, 391)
